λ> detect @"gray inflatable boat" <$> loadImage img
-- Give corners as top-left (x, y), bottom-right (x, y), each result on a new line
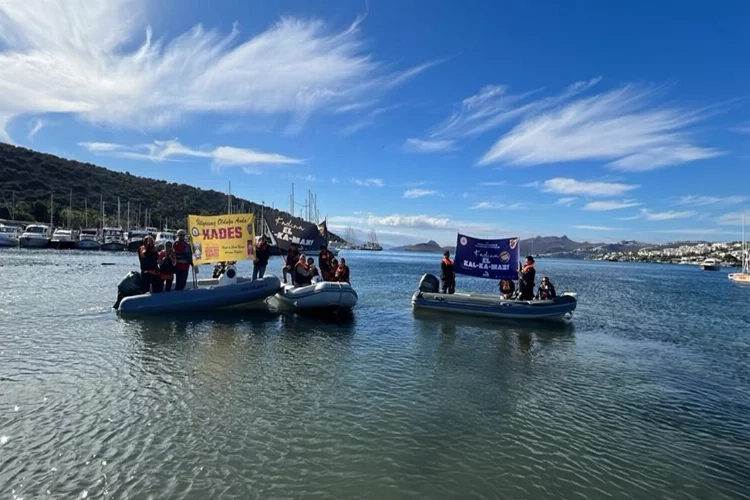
top-left (116, 269), bottom-right (281, 315)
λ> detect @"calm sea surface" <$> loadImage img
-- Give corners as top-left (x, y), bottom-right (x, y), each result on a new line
top-left (1, 249), bottom-right (749, 499)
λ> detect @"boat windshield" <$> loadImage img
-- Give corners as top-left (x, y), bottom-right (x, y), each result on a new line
top-left (0, 226), bottom-right (20, 233)
top-left (25, 226), bottom-right (47, 234)
top-left (103, 229), bottom-right (123, 237)
top-left (81, 229), bottom-right (98, 236)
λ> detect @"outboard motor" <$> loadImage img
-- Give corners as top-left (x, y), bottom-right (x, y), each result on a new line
top-left (418, 273), bottom-right (440, 293)
top-left (217, 265), bottom-right (238, 287)
top-left (113, 271), bottom-right (143, 309)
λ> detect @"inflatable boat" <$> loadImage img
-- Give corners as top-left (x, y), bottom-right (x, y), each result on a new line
top-left (273, 281), bottom-right (358, 312)
top-left (411, 273), bottom-right (577, 321)
top-left (114, 267), bottom-right (281, 315)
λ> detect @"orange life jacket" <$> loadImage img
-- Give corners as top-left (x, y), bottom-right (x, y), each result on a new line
top-left (442, 257), bottom-right (454, 267)
top-left (522, 263), bottom-right (535, 273)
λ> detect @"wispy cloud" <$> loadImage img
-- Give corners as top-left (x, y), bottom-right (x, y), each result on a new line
top-left (79, 139), bottom-right (301, 171)
top-left (652, 228), bottom-right (736, 236)
top-left (349, 177), bottom-right (384, 187)
top-left (539, 177), bottom-right (639, 197)
top-left (0, 1), bottom-right (434, 141)
top-left (328, 212), bottom-right (508, 240)
top-left (283, 173), bottom-right (316, 183)
top-left (556, 197), bottom-right (577, 206)
top-left (331, 177), bottom-right (340, 184)
top-left (730, 122), bottom-right (750, 134)
top-left (639, 209), bottom-right (696, 221)
top-left (477, 83), bottom-right (721, 170)
top-left (27, 118), bottom-right (44, 140)
top-left (573, 225), bottom-right (620, 231)
top-left (717, 212), bottom-right (746, 226)
top-left (403, 138), bottom-right (456, 153)
top-left (403, 188), bottom-right (438, 199)
top-left (470, 201), bottom-right (526, 210)
top-left (478, 181), bottom-right (508, 186)
top-left (583, 200), bottom-right (641, 211)
top-left (674, 194), bottom-right (748, 207)
top-left (340, 120), bottom-right (375, 136)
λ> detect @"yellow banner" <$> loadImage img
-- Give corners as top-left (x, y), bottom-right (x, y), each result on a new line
top-left (187, 213), bottom-right (256, 265)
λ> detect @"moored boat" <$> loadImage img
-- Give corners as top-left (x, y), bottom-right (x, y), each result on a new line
top-left (0, 223), bottom-right (22, 247)
top-left (728, 212), bottom-right (749, 284)
top-left (101, 227), bottom-right (126, 251)
top-left (19, 224), bottom-right (51, 248)
top-left (412, 274), bottom-right (576, 321)
top-left (116, 268), bottom-right (281, 315)
top-left (77, 228), bottom-right (101, 250)
top-left (50, 228), bottom-right (78, 249)
top-left (274, 281), bottom-right (358, 312)
top-left (126, 229), bottom-right (152, 251)
top-left (699, 257), bottom-right (720, 271)
top-left (155, 231), bottom-right (175, 251)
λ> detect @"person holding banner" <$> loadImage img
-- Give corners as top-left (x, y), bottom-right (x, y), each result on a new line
top-left (441, 250), bottom-right (456, 294)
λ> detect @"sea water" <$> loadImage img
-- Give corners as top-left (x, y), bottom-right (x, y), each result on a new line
top-left (0, 249), bottom-right (748, 499)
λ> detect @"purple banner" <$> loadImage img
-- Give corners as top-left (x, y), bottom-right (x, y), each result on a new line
top-left (454, 233), bottom-right (520, 280)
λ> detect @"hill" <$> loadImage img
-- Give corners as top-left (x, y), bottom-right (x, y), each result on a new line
top-left (0, 143), bottom-right (343, 243)
top-left (391, 240), bottom-right (452, 252)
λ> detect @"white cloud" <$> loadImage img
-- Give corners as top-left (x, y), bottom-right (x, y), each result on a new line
top-left (540, 177), bottom-right (639, 197)
top-left (583, 200), bottom-right (641, 211)
top-left (79, 139), bottom-right (301, 171)
top-left (478, 181), bottom-right (508, 186)
top-left (639, 209), bottom-right (696, 221)
top-left (403, 138), bottom-right (456, 153)
top-left (331, 177), bottom-right (340, 184)
top-left (717, 212), bottom-right (746, 226)
top-left (573, 225), bottom-right (620, 231)
top-left (478, 84), bottom-right (721, 170)
top-left (652, 228), bottom-right (736, 236)
top-left (675, 195), bottom-right (748, 207)
top-left (403, 188), bottom-right (438, 199)
top-left (27, 118), bottom-right (44, 140)
top-left (283, 173), bottom-right (316, 183)
top-left (349, 177), bottom-right (384, 187)
top-left (340, 120), bottom-right (374, 136)
top-left (556, 197), bottom-right (577, 206)
top-left (0, 1), bottom-right (435, 141)
top-left (470, 201), bottom-right (525, 210)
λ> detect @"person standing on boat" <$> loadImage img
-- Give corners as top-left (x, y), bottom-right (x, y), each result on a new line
top-left (282, 243), bottom-right (301, 284)
top-left (173, 230), bottom-right (196, 291)
top-left (139, 235), bottom-right (163, 293)
top-left (159, 241), bottom-right (178, 292)
top-left (253, 235), bottom-right (271, 280)
top-left (518, 255), bottom-right (536, 300)
top-left (441, 250), bottom-right (456, 294)
top-left (318, 244), bottom-right (335, 281)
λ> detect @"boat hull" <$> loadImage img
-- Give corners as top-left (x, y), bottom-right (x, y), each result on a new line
top-left (77, 239), bottom-right (101, 250)
top-left (126, 240), bottom-right (143, 252)
top-left (19, 237), bottom-right (50, 248)
top-left (51, 240), bottom-right (77, 250)
top-left (411, 291), bottom-right (577, 321)
top-left (274, 282), bottom-right (358, 311)
top-left (101, 242), bottom-right (126, 252)
top-left (0, 236), bottom-right (19, 247)
top-left (700, 264), bottom-right (720, 271)
top-left (728, 272), bottom-right (750, 284)
top-left (118, 276), bottom-right (281, 315)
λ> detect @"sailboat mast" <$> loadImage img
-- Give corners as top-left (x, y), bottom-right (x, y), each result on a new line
top-left (291, 183), bottom-right (295, 217)
top-left (117, 197), bottom-right (121, 228)
top-left (50, 193), bottom-right (53, 228)
top-left (228, 182), bottom-right (232, 214)
top-left (127, 201), bottom-right (130, 230)
top-left (85, 199), bottom-right (88, 227)
top-left (68, 189), bottom-right (72, 228)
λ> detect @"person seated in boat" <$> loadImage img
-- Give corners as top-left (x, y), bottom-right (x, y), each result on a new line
top-left (335, 257), bottom-right (350, 283)
top-left (331, 257), bottom-right (339, 273)
top-left (318, 244), bottom-right (335, 281)
top-left (536, 276), bottom-right (556, 300)
top-left (441, 251), bottom-right (456, 294)
top-left (518, 255), bottom-right (536, 300)
top-left (499, 278), bottom-right (516, 299)
top-left (159, 241), bottom-right (177, 292)
top-left (292, 255), bottom-right (316, 287)
top-left (138, 235), bottom-right (163, 293)
top-left (212, 261), bottom-right (227, 278)
top-left (282, 243), bottom-right (301, 284)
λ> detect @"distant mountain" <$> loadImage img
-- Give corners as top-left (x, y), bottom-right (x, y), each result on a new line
top-left (391, 240), bottom-right (452, 253)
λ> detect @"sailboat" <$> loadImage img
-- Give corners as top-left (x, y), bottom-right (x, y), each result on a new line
top-left (411, 233), bottom-right (577, 321)
top-left (360, 229), bottom-right (383, 251)
top-left (728, 212), bottom-right (749, 284)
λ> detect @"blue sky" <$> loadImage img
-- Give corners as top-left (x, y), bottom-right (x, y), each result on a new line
top-left (1, 0), bottom-right (749, 246)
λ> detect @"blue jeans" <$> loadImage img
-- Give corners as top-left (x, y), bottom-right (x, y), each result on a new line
top-left (252, 264), bottom-right (266, 280)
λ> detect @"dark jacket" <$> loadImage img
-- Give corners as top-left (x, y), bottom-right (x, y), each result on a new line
top-left (254, 242), bottom-right (270, 266)
top-left (499, 279), bottom-right (516, 297)
top-left (537, 284), bottom-right (556, 300)
top-left (285, 250), bottom-right (300, 268)
top-left (318, 249), bottom-right (334, 274)
top-left (139, 245), bottom-right (160, 274)
top-left (519, 264), bottom-right (536, 299)
top-left (441, 257), bottom-right (455, 281)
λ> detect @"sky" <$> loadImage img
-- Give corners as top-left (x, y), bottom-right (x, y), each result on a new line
top-left (1, 0), bottom-right (749, 246)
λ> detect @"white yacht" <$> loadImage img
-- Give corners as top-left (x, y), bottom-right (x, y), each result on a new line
top-left (155, 231), bottom-right (175, 250)
top-left (19, 224), bottom-right (52, 248)
top-left (126, 229), bottom-right (152, 251)
top-left (699, 257), bottom-right (720, 271)
top-left (0, 224), bottom-right (22, 247)
top-left (77, 228), bottom-right (101, 250)
top-left (728, 212), bottom-right (749, 284)
top-left (50, 228), bottom-right (78, 249)
top-left (101, 227), bottom-right (126, 251)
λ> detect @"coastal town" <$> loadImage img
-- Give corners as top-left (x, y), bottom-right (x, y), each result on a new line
top-left (584, 240), bottom-right (746, 266)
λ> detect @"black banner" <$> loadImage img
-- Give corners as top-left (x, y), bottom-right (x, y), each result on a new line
top-left (264, 215), bottom-right (327, 253)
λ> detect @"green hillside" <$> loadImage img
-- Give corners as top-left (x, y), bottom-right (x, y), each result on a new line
top-left (0, 143), bottom-right (342, 242)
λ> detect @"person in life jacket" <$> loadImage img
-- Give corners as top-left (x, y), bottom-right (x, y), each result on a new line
top-left (159, 241), bottom-right (178, 292)
top-left (138, 235), bottom-right (163, 293)
top-left (334, 257), bottom-right (350, 283)
top-left (440, 250), bottom-right (456, 294)
top-left (536, 276), bottom-right (557, 300)
top-left (499, 278), bottom-right (516, 299)
top-left (318, 244), bottom-right (335, 281)
top-left (253, 235), bottom-right (271, 281)
top-left (518, 255), bottom-right (536, 300)
top-left (292, 254), bottom-right (316, 287)
top-left (282, 243), bottom-right (301, 284)
top-left (173, 229), bottom-right (196, 291)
